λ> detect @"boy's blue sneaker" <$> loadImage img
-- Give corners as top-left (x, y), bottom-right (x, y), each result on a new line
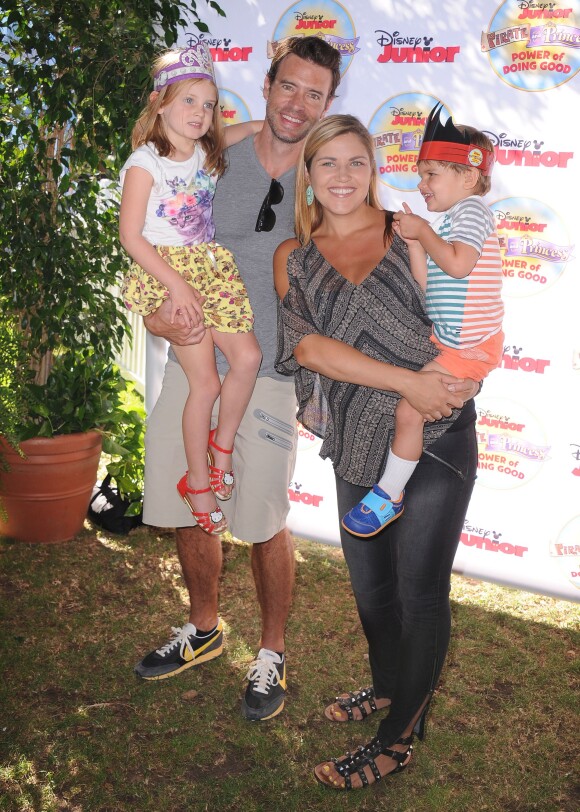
top-left (341, 486), bottom-right (404, 538)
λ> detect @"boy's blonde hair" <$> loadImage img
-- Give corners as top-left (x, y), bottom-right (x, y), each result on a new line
top-left (130, 50), bottom-right (225, 176)
top-left (295, 115), bottom-right (383, 245)
top-left (418, 125), bottom-right (493, 196)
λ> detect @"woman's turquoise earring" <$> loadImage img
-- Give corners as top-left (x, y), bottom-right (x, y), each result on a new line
top-left (306, 184), bottom-right (314, 206)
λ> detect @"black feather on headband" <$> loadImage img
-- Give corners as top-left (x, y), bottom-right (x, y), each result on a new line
top-left (418, 103), bottom-right (494, 176)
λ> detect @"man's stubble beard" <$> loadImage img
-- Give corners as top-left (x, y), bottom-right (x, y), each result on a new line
top-left (265, 109), bottom-right (311, 145)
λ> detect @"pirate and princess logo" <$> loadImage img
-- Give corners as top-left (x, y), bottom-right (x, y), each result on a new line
top-left (270, 0), bottom-right (360, 74)
top-left (476, 397), bottom-right (551, 489)
top-left (482, 0), bottom-right (580, 91)
top-left (369, 92), bottom-right (443, 192)
top-left (491, 197), bottom-right (574, 297)
top-left (549, 515), bottom-right (580, 591)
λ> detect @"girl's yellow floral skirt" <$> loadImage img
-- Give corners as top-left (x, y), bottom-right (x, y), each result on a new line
top-left (121, 241), bottom-right (253, 333)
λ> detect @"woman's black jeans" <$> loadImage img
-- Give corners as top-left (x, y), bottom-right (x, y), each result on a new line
top-left (336, 414), bottom-right (477, 745)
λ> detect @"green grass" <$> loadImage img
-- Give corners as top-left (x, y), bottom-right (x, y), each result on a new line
top-left (1, 525), bottom-right (578, 811)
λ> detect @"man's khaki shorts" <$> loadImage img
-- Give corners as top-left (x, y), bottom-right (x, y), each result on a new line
top-left (143, 358), bottom-right (297, 543)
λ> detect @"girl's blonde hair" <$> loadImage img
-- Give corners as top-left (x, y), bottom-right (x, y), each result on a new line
top-left (130, 50), bottom-right (226, 176)
top-left (295, 115), bottom-right (383, 245)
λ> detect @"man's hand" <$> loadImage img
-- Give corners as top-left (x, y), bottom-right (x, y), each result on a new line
top-left (144, 298), bottom-right (206, 346)
top-left (166, 276), bottom-right (205, 327)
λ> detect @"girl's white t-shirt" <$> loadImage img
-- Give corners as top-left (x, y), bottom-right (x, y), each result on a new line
top-left (120, 142), bottom-right (217, 246)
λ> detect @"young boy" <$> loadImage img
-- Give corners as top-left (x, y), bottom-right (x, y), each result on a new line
top-left (342, 103), bottom-right (504, 538)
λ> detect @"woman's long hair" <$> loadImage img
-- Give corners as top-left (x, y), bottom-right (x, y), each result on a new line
top-left (295, 114), bottom-right (385, 246)
top-left (130, 50), bottom-right (226, 176)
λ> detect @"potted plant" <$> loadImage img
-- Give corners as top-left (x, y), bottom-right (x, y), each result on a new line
top-left (0, 346), bottom-right (145, 542)
top-left (0, 0), bottom-right (225, 542)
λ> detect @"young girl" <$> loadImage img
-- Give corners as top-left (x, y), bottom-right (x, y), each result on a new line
top-left (119, 43), bottom-right (262, 536)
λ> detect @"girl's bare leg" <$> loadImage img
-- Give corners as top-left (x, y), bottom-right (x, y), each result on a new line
top-left (209, 329), bottom-right (262, 485)
top-left (172, 333), bottom-right (222, 518)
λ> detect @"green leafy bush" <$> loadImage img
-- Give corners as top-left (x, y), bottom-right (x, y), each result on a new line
top-left (0, 0), bottom-right (226, 512)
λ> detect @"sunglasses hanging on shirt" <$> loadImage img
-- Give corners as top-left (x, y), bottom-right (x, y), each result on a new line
top-left (255, 178), bottom-right (284, 232)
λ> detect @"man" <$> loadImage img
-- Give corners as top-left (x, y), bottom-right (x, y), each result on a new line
top-left (135, 36), bottom-right (341, 721)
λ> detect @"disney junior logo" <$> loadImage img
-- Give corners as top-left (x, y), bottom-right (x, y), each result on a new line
top-left (185, 31), bottom-right (253, 62)
top-left (517, 3), bottom-right (572, 22)
top-left (288, 481), bottom-right (324, 507)
top-left (461, 520), bottom-right (528, 557)
top-left (483, 130), bottom-right (574, 169)
top-left (495, 210), bottom-right (545, 231)
top-left (375, 30), bottom-right (460, 63)
top-left (294, 11), bottom-right (337, 30)
top-left (501, 345), bottom-right (551, 374)
top-left (390, 106), bottom-right (426, 125)
top-left (185, 32), bottom-right (230, 48)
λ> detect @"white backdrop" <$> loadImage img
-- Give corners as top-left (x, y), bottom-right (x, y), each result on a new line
top-left (147, 0), bottom-right (580, 601)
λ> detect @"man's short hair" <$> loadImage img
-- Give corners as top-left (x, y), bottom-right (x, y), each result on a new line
top-left (267, 36), bottom-right (341, 100)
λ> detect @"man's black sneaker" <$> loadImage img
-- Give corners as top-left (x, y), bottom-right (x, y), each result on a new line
top-left (241, 648), bottom-right (286, 721)
top-left (134, 620), bottom-right (223, 680)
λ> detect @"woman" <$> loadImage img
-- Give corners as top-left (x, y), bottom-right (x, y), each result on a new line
top-left (274, 115), bottom-right (478, 791)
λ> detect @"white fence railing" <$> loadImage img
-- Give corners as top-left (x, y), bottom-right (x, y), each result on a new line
top-left (116, 309), bottom-right (147, 395)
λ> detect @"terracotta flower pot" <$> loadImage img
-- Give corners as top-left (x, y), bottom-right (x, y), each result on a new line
top-left (0, 431), bottom-right (103, 543)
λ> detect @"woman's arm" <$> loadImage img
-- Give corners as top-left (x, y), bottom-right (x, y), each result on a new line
top-left (273, 238), bottom-right (300, 298)
top-left (223, 120), bottom-right (263, 147)
top-left (275, 237), bottom-right (476, 418)
top-left (294, 334), bottom-right (466, 420)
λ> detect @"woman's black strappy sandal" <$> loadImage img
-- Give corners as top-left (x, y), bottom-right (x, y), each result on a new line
top-left (314, 734), bottom-right (414, 790)
top-left (324, 686), bottom-right (386, 722)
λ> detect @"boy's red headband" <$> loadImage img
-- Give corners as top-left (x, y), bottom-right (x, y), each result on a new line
top-left (418, 103), bottom-right (494, 177)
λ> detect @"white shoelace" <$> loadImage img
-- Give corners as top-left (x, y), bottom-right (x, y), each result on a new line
top-left (156, 625), bottom-right (196, 658)
top-left (246, 656), bottom-right (281, 695)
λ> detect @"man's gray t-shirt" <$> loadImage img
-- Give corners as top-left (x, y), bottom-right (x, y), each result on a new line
top-left (189, 135), bottom-right (297, 380)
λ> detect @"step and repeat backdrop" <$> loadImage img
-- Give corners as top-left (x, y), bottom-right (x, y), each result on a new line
top-left (147, 0), bottom-right (579, 601)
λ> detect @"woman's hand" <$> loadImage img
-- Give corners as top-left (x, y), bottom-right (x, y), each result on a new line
top-left (400, 369), bottom-right (466, 421)
top-left (294, 335), bottom-right (478, 421)
top-left (447, 377), bottom-right (480, 401)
